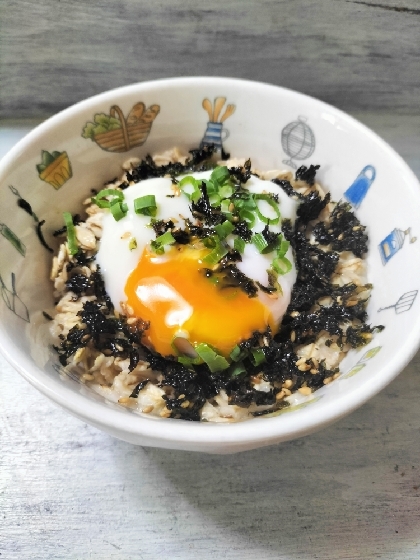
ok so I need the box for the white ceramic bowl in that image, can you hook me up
[1,77,420,454]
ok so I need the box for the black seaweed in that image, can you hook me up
[312,202,368,258]
[129,380,149,398]
[126,146,215,183]
[295,165,320,186]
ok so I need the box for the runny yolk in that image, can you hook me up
[124,246,276,357]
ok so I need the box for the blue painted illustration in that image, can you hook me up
[344,165,376,209]
[378,227,416,265]
[0,222,26,256]
[378,290,418,314]
[0,272,29,322]
[200,97,235,155]
[281,116,315,169]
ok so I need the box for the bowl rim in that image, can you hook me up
[1,76,420,446]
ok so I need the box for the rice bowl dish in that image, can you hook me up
[49,146,382,422]
[1,77,419,452]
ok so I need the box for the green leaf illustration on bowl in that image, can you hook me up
[36,150,72,190]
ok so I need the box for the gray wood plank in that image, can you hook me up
[1,0,420,119]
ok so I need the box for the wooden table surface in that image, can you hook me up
[1,118,420,559]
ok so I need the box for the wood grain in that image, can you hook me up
[1,0,420,119]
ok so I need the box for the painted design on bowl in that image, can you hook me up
[0,272,29,323]
[281,116,315,169]
[378,290,418,314]
[36,150,72,190]
[9,185,53,254]
[344,165,376,209]
[200,97,235,156]
[82,103,160,153]
[0,222,25,256]
[378,227,417,265]
[9,185,39,222]
[341,346,382,379]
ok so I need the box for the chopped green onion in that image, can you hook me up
[202,242,229,266]
[63,212,78,256]
[218,184,234,199]
[177,356,203,368]
[234,237,246,254]
[239,208,256,228]
[229,361,246,377]
[230,345,244,362]
[210,165,230,186]
[253,194,280,225]
[215,220,234,240]
[195,343,230,373]
[179,176,202,202]
[203,236,217,249]
[251,348,266,366]
[128,237,137,251]
[220,199,233,220]
[134,195,157,217]
[151,231,175,254]
[252,233,269,254]
[277,237,290,258]
[208,192,221,207]
[92,188,123,208]
[272,256,292,275]
[110,201,128,221]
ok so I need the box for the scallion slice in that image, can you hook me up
[63,212,78,256]
[195,343,230,373]
[229,361,246,377]
[239,208,256,228]
[210,165,230,186]
[234,236,246,254]
[151,231,175,255]
[251,348,266,366]
[110,201,128,221]
[134,195,157,217]
[277,237,290,258]
[178,176,202,202]
[230,345,244,362]
[92,188,123,208]
[252,233,269,254]
[128,237,137,251]
[202,243,229,266]
[253,194,280,225]
[272,256,292,275]
[215,220,234,240]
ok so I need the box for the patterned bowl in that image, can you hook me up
[1,77,420,453]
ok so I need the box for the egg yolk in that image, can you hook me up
[124,246,276,357]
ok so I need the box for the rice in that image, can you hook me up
[49,147,381,422]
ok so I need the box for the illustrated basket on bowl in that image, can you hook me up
[93,104,160,153]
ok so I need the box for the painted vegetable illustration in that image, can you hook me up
[36,150,72,190]
[82,102,160,153]
[0,272,30,322]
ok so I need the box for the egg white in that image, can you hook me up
[95,170,298,328]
